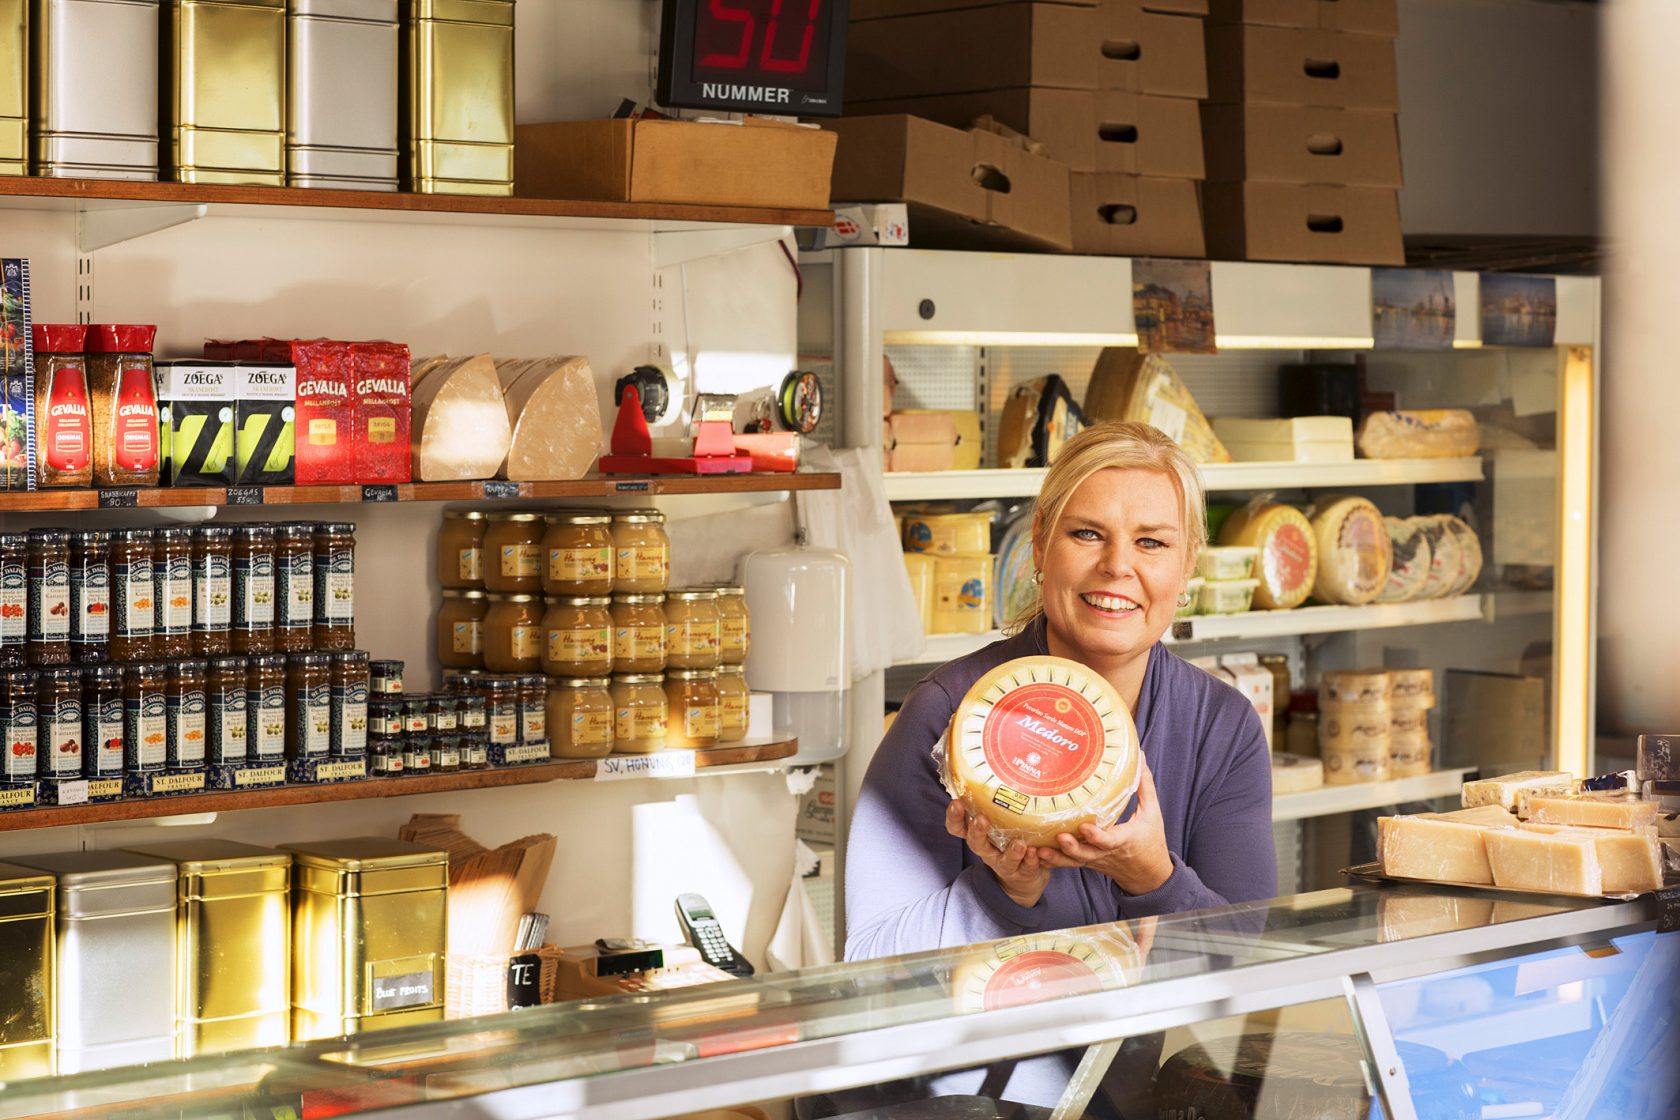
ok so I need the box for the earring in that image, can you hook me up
[1177,589,1193,608]
[1031,569,1044,586]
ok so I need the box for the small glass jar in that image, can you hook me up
[610,673,668,754]
[111,528,156,663]
[540,595,612,678]
[665,589,721,670]
[402,695,429,736]
[714,586,750,666]
[331,650,369,757]
[402,735,433,774]
[427,693,459,734]
[370,659,404,695]
[484,678,520,746]
[0,668,39,780]
[165,659,208,771]
[86,323,161,487]
[312,522,356,650]
[716,663,749,744]
[121,662,166,772]
[461,736,488,771]
[542,512,613,596]
[82,664,125,777]
[611,511,670,593]
[610,593,666,674]
[231,524,276,656]
[26,529,72,666]
[438,510,488,590]
[664,668,720,750]
[246,655,288,763]
[207,656,250,767]
[70,529,112,665]
[0,534,29,669]
[1259,653,1291,742]
[483,593,543,674]
[190,525,233,657]
[151,526,194,660]
[483,513,544,593]
[432,734,462,773]
[458,692,488,737]
[37,665,85,779]
[287,652,332,761]
[368,736,400,776]
[437,589,488,669]
[519,675,547,743]
[369,697,403,739]
[275,523,316,653]
[548,677,613,759]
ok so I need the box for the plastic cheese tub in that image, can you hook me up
[931,555,992,634]
[903,552,935,634]
[1197,578,1258,615]
[903,511,992,555]
[1196,546,1258,582]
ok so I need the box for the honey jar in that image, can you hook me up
[714,585,750,665]
[437,510,487,590]
[663,668,720,750]
[540,596,612,678]
[716,663,749,744]
[610,510,669,593]
[547,677,612,760]
[542,512,613,596]
[665,589,721,670]
[483,513,543,593]
[483,594,542,674]
[436,590,487,669]
[610,593,666,673]
[610,674,667,754]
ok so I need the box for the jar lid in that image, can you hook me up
[234,524,275,538]
[155,526,192,540]
[442,589,488,600]
[124,662,165,677]
[558,676,611,689]
[547,595,612,607]
[41,665,83,682]
[4,668,39,686]
[86,324,158,353]
[332,650,370,664]
[613,510,666,524]
[0,532,26,547]
[31,323,87,353]
[72,529,111,546]
[193,525,233,540]
[667,668,719,681]
[614,673,666,684]
[277,523,315,539]
[370,659,405,671]
[612,593,666,604]
[26,528,70,545]
[427,693,457,705]
[84,664,124,681]
[289,653,332,667]
[546,512,611,526]
[249,654,289,669]
[170,659,209,673]
[404,693,430,705]
[486,592,539,603]
[486,512,543,522]
[483,678,518,691]
[521,674,547,686]
[318,522,356,534]
[443,510,488,521]
[668,589,719,602]
[717,664,746,675]
[713,586,745,598]
[209,657,248,671]
[122,527,155,540]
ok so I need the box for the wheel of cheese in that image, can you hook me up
[1309,497,1392,605]
[945,656,1140,847]
[1444,515,1483,596]
[1271,752,1324,794]
[1319,669,1392,706]
[1414,515,1463,600]
[949,927,1141,1014]
[1376,515,1431,603]
[1217,502,1316,610]
[1389,667,1436,709]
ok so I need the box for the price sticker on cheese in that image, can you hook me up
[595,751,698,782]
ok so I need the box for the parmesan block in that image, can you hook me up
[1378,815,1498,885]
[1379,892,1494,941]
[1271,752,1323,794]
[1309,496,1392,605]
[1484,828,1603,895]
[1526,794,1661,831]
[949,927,1141,1014]
[1376,516,1432,603]
[494,355,603,481]
[945,656,1141,847]
[1424,804,1519,828]
[1217,502,1316,610]
[1083,349,1231,464]
[410,354,512,481]
[1518,823,1663,894]
[1356,409,1480,459]
[1443,516,1483,596]
[1461,770,1573,813]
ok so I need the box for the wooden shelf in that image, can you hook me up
[0,472,840,513]
[0,740,796,832]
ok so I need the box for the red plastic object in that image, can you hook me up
[599,383,753,475]
[611,384,654,456]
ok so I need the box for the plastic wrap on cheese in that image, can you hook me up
[1309,496,1392,605]
[942,655,1141,848]
[1527,794,1661,830]
[1083,349,1230,464]
[1356,409,1480,459]
[1443,516,1484,595]
[1518,823,1663,893]
[948,926,1143,1014]
[1484,828,1603,894]
[1217,500,1316,610]
[494,355,603,481]
[1377,815,1498,884]
[1376,516,1431,603]
[411,354,512,481]
[1424,804,1519,828]
[1389,668,1436,708]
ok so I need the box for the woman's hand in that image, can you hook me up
[1037,756,1174,896]
[946,801,1052,909]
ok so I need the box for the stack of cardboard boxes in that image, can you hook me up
[832,0,1210,257]
[1200,0,1405,264]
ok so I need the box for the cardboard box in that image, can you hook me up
[1203,104,1402,186]
[1096,0,1208,98]
[795,765,837,846]
[1221,653,1274,749]
[1207,24,1399,110]
[514,117,836,210]
[1069,173,1204,257]
[825,115,1073,251]
[796,203,911,251]
[1207,0,1397,36]
[850,88,1204,176]
[1204,182,1402,264]
[232,363,296,486]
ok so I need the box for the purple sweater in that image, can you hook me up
[846,619,1277,960]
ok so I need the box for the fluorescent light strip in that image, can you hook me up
[1554,345,1594,776]
[1213,335,1375,350]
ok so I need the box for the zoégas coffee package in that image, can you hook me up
[155,361,235,486]
[348,341,411,484]
[233,362,297,486]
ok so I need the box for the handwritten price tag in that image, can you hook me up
[594,752,697,782]
[226,485,265,505]
[482,480,522,499]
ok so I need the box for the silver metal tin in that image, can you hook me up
[12,851,177,1073]
[288,0,398,189]
[32,0,160,180]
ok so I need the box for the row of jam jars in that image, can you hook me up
[439,508,671,596]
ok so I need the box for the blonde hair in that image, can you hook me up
[1006,421,1207,634]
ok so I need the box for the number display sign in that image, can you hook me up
[658,0,848,117]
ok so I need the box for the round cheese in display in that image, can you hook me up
[946,656,1140,847]
[1309,497,1392,605]
[1376,515,1431,603]
[1389,667,1436,708]
[1414,515,1462,599]
[1271,752,1324,794]
[1319,669,1392,706]
[1319,707,1392,750]
[1444,515,1483,596]
[949,927,1142,1014]
[1217,502,1316,610]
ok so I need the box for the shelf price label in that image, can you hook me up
[97,488,139,508]
[482,480,522,500]
[594,751,698,782]
[361,485,399,503]
[614,481,651,492]
[226,485,265,506]
[1659,885,1680,936]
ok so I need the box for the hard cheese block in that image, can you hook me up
[1356,409,1480,459]
[1211,416,1354,463]
[1519,823,1663,894]
[1462,770,1574,814]
[1217,501,1316,609]
[1084,349,1230,464]
[1527,794,1661,831]
[1309,496,1392,605]
[1484,827,1603,895]
[410,354,513,481]
[946,655,1140,847]
[1424,804,1519,828]
[1377,815,1496,885]
[494,356,603,481]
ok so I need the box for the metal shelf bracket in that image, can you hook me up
[78,202,209,252]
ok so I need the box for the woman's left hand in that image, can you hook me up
[1037,755,1174,896]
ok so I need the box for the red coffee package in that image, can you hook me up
[349,341,412,484]
[289,340,354,484]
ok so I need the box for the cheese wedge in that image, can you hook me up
[495,355,603,481]
[1423,804,1518,828]
[411,354,512,481]
[1518,823,1663,894]
[1217,502,1317,610]
[1461,770,1573,813]
[1378,815,1497,885]
[1083,349,1230,464]
[1484,828,1603,895]
[946,656,1140,847]
[1526,794,1660,831]
[1309,496,1392,605]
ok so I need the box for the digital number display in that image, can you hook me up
[659,0,848,117]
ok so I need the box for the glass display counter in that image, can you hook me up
[0,883,1669,1120]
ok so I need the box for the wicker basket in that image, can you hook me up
[446,946,568,1018]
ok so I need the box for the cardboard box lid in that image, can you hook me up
[1068,172,1205,257]
[846,3,1100,100]
[1202,103,1401,186]
[1206,24,1399,110]
[1096,0,1208,98]
[1207,0,1398,37]
[1203,181,1403,265]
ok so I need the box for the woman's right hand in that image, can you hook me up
[946,801,1052,909]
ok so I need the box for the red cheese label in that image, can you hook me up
[291,340,354,485]
[981,682,1105,798]
[113,360,160,470]
[1264,520,1314,595]
[43,367,91,472]
[348,341,412,484]
[983,951,1103,1011]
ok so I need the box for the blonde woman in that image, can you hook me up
[846,422,1276,961]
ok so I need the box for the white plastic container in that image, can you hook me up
[1197,545,1258,582]
[1196,578,1258,615]
[740,543,850,764]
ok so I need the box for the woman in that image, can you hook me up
[847,421,1277,961]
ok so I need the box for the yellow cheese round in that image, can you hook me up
[949,927,1142,1014]
[1217,503,1317,610]
[1271,752,1325,794]
[1309,497,1392,605]
[946,656,1140,847]
[1319,669,1392,706]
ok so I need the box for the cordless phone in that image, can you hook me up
[674,892,754,977]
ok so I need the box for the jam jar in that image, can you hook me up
[331,650,369,757]
[0,535,28,669]
[483,593,543,674]
[370,659,405,695]
[458,691,488,738]
[432,734,462,773]
[190,526,233,657]
[461,734,488,771]
[665,589,721,670]
[287,652,332,761]
[152,527,194,659]
[518,675,547,743]
[483,513,543,593]
[540,596,612,678]
[110,528,156,662]
[207,656,249,767]
[438,510,487,590]
[246,655,287,764]
[82,664,124,777]
[165,659,208,771]
[37,666,84,779]
[609,594,666,673]
[70,530,112,665]
[402,695,429,737]
[426,693,459,734]
[122,662,166,772]
[275,523,316,653]
[437,589,487,669]
[714,586,750,665]
[610,673,668,754]
[664,668,720,750]
[232,524,276,655]
[402,734,432,774]
[1,669,40,781]
[715,663,749,744]
[548,677,613,760]
[369,696,403,739]
[611,511,669,593]
[483,678,519,747]
[312,522,356,650]
[542,512,613,596]
[26,529,72,666]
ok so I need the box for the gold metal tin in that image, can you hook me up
[282,837,448,1041]
[0,0,26,174]
[402,0,514,195]
[123,840,291,1057]
[165,0,288,184]
[0,861,55,1081]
